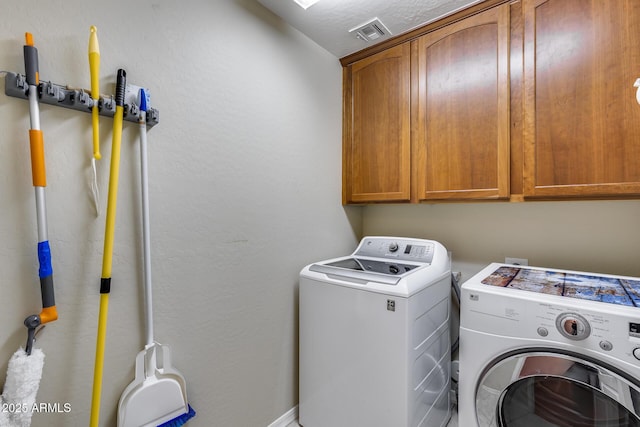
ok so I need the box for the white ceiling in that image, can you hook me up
[257,0,482,58]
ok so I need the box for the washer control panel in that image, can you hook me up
[354,237,435,263]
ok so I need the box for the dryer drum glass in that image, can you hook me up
[498,375,640,426]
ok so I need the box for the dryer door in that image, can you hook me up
[476,349,640,427]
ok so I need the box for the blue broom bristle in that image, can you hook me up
[157,405,196,427]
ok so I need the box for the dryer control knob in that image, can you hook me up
[633,348,640,361]
[599,340,613,351]
[389,242,399,252]
[556,313,591,340]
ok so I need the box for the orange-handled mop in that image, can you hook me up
[90,69,126,427]
[23,32,58,353]
[0,31,52,427]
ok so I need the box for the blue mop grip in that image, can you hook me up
[37,241,57,324]
[37,240,53,278]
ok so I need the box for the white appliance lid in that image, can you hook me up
[481,265,640,307]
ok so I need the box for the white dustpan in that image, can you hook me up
[118,90,193,426]
[117,343,188,427]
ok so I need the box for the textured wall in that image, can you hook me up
[0,1,360,426]
[363,201,640,280]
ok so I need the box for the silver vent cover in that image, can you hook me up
[349,18,391,42]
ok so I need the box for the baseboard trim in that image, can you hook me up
[267,405,298,427]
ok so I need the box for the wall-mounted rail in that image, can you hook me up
[4,72,159,127]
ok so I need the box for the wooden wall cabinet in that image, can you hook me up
[343,3,511,204]
[415,4,510,201]
[342,0,640,204]
[523,0,640,198]
[342,43,411,203]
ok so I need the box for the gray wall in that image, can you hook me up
[363,201,640,280]
[0,1,360,425]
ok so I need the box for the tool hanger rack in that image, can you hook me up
[4,71,159,127]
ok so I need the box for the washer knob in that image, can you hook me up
[556,313,591,340]
[388,242,399,252]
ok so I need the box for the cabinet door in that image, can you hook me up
[415,4,510,201]
[523,0,640,198]
[343,43,411,203]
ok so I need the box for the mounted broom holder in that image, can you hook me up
[4,71,159,127]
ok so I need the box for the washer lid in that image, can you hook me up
[309,258,417,285]
[302,236,450,296]
[308,237,437,286]
[326,257,418,275]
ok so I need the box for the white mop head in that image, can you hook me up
[0,349,45,427]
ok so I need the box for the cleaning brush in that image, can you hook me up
[157,405,197,427]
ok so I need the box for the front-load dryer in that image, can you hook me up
[459,263,640,427]
[299,236,451,427]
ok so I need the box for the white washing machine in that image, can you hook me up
[459,263,640,427]
[299,236,451,427]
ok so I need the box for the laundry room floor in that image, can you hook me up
[287,408,458,426]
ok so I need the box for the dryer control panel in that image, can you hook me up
[556,312,591,340]
[354,237,435,263]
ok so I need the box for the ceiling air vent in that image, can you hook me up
[349,18,391,42]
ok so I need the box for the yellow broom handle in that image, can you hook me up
[101,107,123,278]
[90,293,109,427]
[90,69,126,427]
